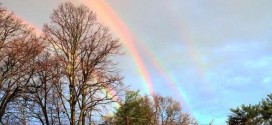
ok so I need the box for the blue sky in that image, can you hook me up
[2,0,272,124]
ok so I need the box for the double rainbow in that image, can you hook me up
[83,0,192,111]
[83,0,154,95]
[14,0,199,113]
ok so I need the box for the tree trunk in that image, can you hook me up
[0,89,18,121]
[42,106,50,125]
[70,84,76,125]
[79,88,86,125]
[70,52,76,125]
[125,115,129,125]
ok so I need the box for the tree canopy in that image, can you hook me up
[103,91,198,125]
[0,2,123,124]
[228,94,272,125]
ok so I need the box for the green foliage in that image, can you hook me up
[115,91,153,125]
[228,93,272,125]
[104,91,196,125]
[228,104,260,125]
[260,94,272,124]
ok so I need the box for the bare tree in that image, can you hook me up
[152,95,195,125]
[22,52,64,125]
[43,2,122,125]
[0,5,44,124]
[109,92,196,125]
[0,5,22,50]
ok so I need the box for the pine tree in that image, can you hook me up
[228,94,272,125]
[115,91,152,125]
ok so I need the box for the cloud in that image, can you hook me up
[3,0,272,123]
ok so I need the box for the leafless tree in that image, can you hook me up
[43,2,122,125]
[23,52,64,125]
[0,4,44,124]
[152,95,196,125]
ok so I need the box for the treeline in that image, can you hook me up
[0,2,196,125]
[227,94,272,125]
[102,91,198,125]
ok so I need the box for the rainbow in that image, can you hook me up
[83,0,154,95]
[166,1,211,92]
[164,2,212,95]
[82,0,194,112]
[12,14,42,35]
[14,1,196,112]
[101,88,121,108]
[134,6,213,112]
[14,12,122,109]
[92,74,122,108]
[175,27,212,98]
[140,45,191,110]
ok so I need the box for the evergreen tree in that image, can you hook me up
[228,94,272,125]
[115,91,152,125]
[228,104,260,125]
[260,94,272,124]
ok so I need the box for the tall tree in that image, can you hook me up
[0,5,44,124]
[43,2,122,125]
[24,52,63,125]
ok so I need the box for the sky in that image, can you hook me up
[1,0,272,124]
